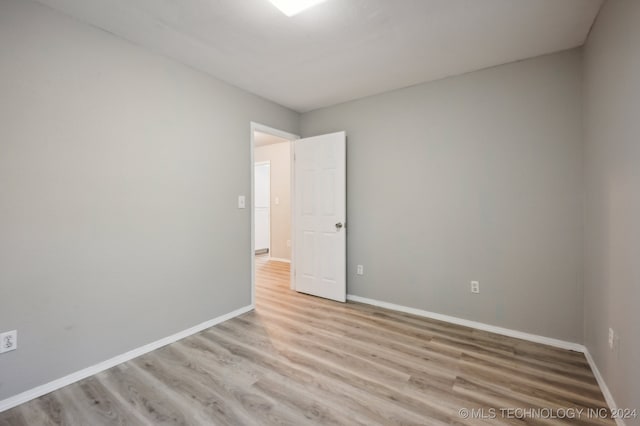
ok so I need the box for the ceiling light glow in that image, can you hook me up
[268,0,327,17]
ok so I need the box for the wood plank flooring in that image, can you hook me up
[0,256,613,425]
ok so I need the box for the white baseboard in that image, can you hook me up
[583,348,625,426]
[346,294,584,352]
[269,257,291,263]
[1,297,624,426]
[0,304,254,413]
[347,294,626,423]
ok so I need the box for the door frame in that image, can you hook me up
[250,122,299,307]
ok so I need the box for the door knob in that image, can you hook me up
[335,222,343,229]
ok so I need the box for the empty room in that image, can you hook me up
[0,0,638,424]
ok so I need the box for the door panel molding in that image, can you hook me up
[293,131,346,302]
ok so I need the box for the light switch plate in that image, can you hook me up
[238,195,246,209]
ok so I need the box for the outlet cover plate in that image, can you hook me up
[0,330,17,353]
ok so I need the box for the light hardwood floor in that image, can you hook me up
[0,257,613,425]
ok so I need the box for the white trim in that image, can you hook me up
[346,294,626,421]
[269,257,291,263]
[346,294,584,352]
[251,123,299,143]
[583,348,625,426]
[1,295,624,423]
[0,304,254,413]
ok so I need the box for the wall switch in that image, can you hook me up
[238,195,246,209]
[608,328,614,349]
[470,281,480,294]
[286,240,291,247]
[356,265,364,275]
[0,330,17,353]
[275,197,280,205]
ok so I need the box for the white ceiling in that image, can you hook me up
[37,0,603,112]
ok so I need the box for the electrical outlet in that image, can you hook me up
[0,330,17,353]
[608,328,615,349]
[470,281,480,294]
[356,265,364,275]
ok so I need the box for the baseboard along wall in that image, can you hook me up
[1,294,624,426]
[346,294,624,425]
[0,304,254,413]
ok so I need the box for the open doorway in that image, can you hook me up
[250,123,298,306]
[254,161,271,256]
[250,123,347,306]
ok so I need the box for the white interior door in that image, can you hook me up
[293,131,346,302]
[254,162,270,252]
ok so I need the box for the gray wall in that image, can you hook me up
[583,0,640,420]
[4,0,634,410]
[0,0,298,400]
[301,50,584,343]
